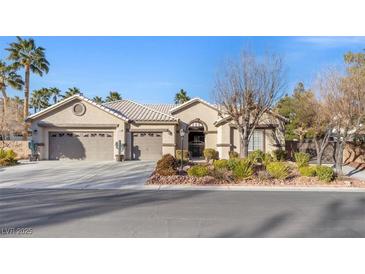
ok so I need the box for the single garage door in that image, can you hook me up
[132,132,162,160]
[49,131,114,161]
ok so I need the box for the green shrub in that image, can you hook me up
[156,154,178,176]
[227,158,240,171]
[248,149,265,164]
[272,149,286,161]
[299,166,316,177]
[262,153,273,167]
[0,149,18,166]
[209,168,226,180]
[316,165,335,182]
[187,165,209,177]
[213,159,229,170]
[175,150,190,161]
[203,148,218,162]
[266,162,290,179]
[294,152,310,168]
[229,151,239,159]
[0,149,6,159]
[233,159,253,180]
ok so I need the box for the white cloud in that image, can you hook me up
[295,36,365,47]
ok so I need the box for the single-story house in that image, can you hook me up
[26,94,286,161]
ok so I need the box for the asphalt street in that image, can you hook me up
[1,188,365,237]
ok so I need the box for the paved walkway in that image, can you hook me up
[343,165,365,181]
[0,160,155,189]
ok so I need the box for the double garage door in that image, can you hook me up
[132,132,162,160]
[49,131,114,161]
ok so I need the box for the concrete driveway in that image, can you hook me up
[0,160,155,190]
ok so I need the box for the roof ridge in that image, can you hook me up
[124,99,177,120]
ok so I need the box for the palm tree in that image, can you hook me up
[93,96,104,104]
[30,88,51,113]
[174,89,190,104]
[48,87,61,104]
[105,91,122,102]
[62,87,81,99]
[6,36,49,138]
[0,61,24,112]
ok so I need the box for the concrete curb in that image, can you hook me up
[144,184,365,192]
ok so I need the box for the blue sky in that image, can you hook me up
[0,36,364,103]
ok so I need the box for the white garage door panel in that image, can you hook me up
[49,131,114,161]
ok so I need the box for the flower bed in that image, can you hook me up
[147,152,365,188]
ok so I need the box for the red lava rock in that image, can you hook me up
[146,174,365,188]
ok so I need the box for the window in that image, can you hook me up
[66,133,73,137]
[248,130,263,151]
[99,133,105,137]
[91,133,97,137]
[148,133,154,137]
[107,134,112,137]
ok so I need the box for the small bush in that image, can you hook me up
[316,165,335,182]
[156,154,178,176]
[266,162,290,179]
[227,158,240,171]
[299,166,316,177]
[233,159,254,180]
[294,152,310,168]
[175,150,190,161]
[203,148,218,162]
[257,170,271,181]
[262,153,273,167]
[229,151,239,159]
[187,165,209,177]
[0,149,7,159]
[272,149,286,161]
[248,149,265,164]
[0,149,18,166]
[213,159,229,170]
[209,168,226,180]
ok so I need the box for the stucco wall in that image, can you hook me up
[30,98,126,160]
[173,101,219,155]
[216,113,286,159]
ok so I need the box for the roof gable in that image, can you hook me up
[170,98,218,114]
[26,94,129,122]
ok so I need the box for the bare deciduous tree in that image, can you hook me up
[320,67,365,175]
[214,50,285,157]
[0,98,24,148]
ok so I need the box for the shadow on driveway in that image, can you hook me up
[0,189,205,230]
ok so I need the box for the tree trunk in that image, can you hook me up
[23,66,30,140]
[1,88,8,114]
[317,150,324,165]
[238,125,249,158]
[335,140,344,176]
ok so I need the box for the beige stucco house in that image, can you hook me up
[26,94,286,161]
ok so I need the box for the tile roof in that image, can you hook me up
[142,103,177,114]
[103,100,178,122]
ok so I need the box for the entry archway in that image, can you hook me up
[187,119,206,158]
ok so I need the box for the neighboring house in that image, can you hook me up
[26,94,286,161]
